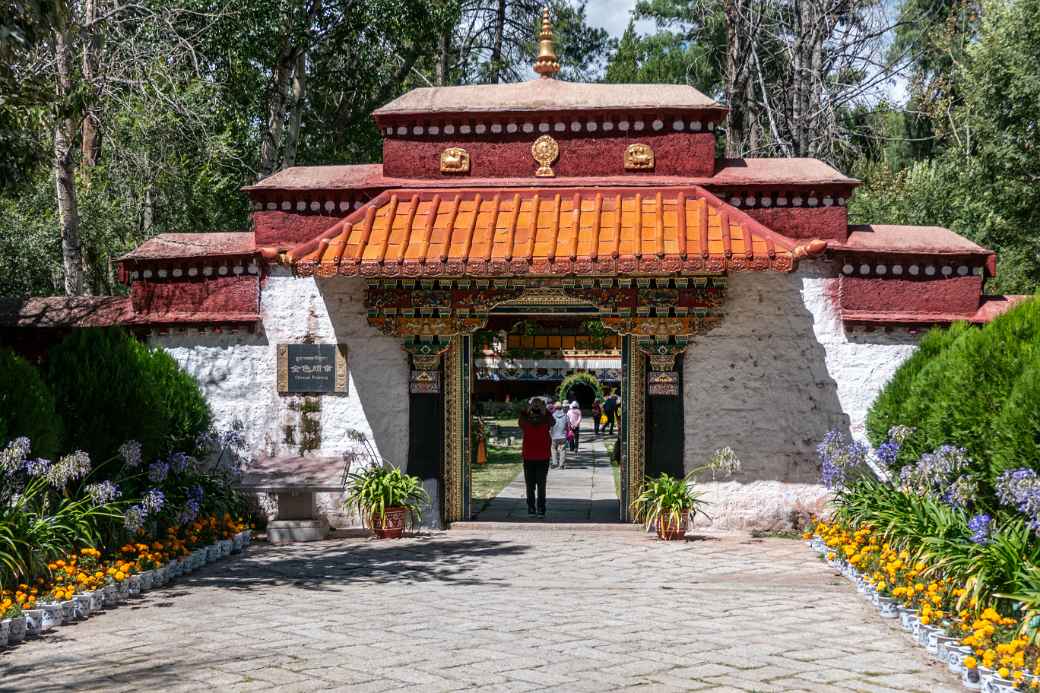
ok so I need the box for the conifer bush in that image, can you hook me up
[0,347,62,459]
[990,356,1040,478]
[47,328,211,461]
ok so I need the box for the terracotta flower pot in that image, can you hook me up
[656,511,689,540]
[370,507,410,539]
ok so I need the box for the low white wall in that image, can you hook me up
[150,270,409,527]
[684,260,918,529]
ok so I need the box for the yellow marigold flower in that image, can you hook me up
[999,667,1010,679]
[964,656,978,670]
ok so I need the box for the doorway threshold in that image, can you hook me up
[449,520,641,532]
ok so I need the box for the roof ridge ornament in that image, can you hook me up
[533,7,560,78]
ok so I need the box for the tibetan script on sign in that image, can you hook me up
[277,344,348,394]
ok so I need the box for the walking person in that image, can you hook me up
[592,398,603,436]
[518,398,553,518]
[550,401,569,470]
[567,401,582,452]
[603,389,620,435]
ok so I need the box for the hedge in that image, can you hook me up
[0,348,62,459]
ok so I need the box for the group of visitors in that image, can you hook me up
[516,389,622,518]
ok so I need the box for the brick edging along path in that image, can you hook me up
[1,529,959,692]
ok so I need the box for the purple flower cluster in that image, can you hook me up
[124,505,146,532]
[176,485,205,525]
[46,450,91,489]
[119,440,142,468]
[995,468,1040,533]
[943,475,980,510]
[0,437,31,475]
[148,460,169,483]
[143,488,165,513]
[86,480,121,505]
[899,445,971,497]
[817,429,869,489]
[169,452,192,474]
[24,457,52,477]
[874,426,915,470]
[968,513,993,545]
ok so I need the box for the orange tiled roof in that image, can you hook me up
[279,186,822,277]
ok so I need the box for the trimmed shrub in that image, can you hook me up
[0,348,62,458]
[47,328,211,461]
[866,322,969,447]
[990,351,1040,477]
[556,371,604,403]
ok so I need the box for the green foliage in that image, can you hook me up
[47,328,211,461]
[343,465,429,528]
[630,473,704,530]
[990,357,1040,476]
[556,371,603,402]
[0,347,62,459]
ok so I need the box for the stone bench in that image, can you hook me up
[240,456,351,544]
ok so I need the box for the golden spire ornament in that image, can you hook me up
[532,7,560,78]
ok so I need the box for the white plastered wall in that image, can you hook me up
[684,260,919,529]
[149,270,409,527]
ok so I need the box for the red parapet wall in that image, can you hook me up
[382,131,717,179]
[131,276,259,317]
[254,211,343,248]
[840,275,983,315]
[742,205,848,242]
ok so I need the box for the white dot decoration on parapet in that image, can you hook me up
[941,265,953,276]
[203,266,213,276]
[188,267,198,277]
[974,266,985,276]
[281,201,291,211]
[761,197,772,208]
[247,262,259,275]
[506,123,517,133]
[522,122,534,133]
[808,196,819,207]
[909,265,920,275]
[295,200,305,211]
[777,196,788,206]
[491,123,502,134]
[538,122,550,133]
[233,265,244,275]
[652,119,664,131]
[729,196,741,206]
[691,121,702,131]
[634,120,645,131]
[157,269,168,278]
[339,201,350,212]
[396,126,407,136]
[172,268,183,278]
[554,122,566,132]
[925,265,936,276]
[892,265,903,275]
[587,121,597,132]
[324,201,335,212]
[744,195,755,207]
[619,120,630,131]
[460,124,471,134]
[603,121,614,132]
[792,196,803,207]
[859,264,871,275]
[429,125,440,135]
[309,201,320,211]
[444,124,455,135]
[842,264,854,275]
[673,120,684,131]
[475,124,486,134]
[266,202,277,211]
[353,200,363,209]
[218,265,228,276]
[838,197,846,206]
[876,265,887,275]
[142,269,152,279]
[823,196,834,206]
[570,121,581,132]
[708,121,715,130]
[957,265,970,276]
[412,125,424,136]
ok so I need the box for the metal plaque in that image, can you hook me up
[277,343,348,394]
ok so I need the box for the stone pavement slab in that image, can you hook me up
[0,530,960,692]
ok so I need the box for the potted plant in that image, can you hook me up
[344,465,429,539]
[630,447,741,541]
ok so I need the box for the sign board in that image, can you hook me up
[277,344,348,394]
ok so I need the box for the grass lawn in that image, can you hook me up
[471,443,522,513]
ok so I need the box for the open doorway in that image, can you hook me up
[469,315,623,522]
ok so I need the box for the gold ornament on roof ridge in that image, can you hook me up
[533,7,560,78]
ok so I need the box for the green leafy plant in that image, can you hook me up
[556,371,603,403]
[0,347,62,459]
[343,465,429,528]
[630,447,741,533]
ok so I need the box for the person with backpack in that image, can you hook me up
[518,398,553,518]
[592,398,603,436]
[603,390,620,435]
[566,401,582,452]
[549,401,569,469]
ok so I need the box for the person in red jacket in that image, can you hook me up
[518,397,553,518]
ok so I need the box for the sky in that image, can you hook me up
[583,0,653,36]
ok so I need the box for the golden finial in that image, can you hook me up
[533,7,560,78]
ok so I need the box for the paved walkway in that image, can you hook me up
[476,419,619,523]
[1,530,959,692]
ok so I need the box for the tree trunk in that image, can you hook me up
[435,28,451,86]
[258,45,297,180]
[489,0,506,83]
[282,51,307,169]
[724,0,753,157]
[80,0,101,176]
[53,25,85,296]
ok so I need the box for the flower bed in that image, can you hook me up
[1,517,252,649]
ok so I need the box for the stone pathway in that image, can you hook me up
[1,529,960,692]
[475,419,619,523]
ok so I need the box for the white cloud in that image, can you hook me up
[583,0,654,37]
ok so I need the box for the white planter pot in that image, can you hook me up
[240,530,252,547]
[113,580,129,603]
[8,615,26,643]
[898,607,916,631]
[925,627,940,654]
[962,665,982,690]
[947,644,971,675]
[987,676,1017,693]
[73,593,93,620]
[138,570,154,592]
[218,539,233,558]
[101,583,117,606]
[59,599,76,624]
[231,533,245,553]
[877,597,899,619]
[205,544,219,563]
[37,602,62,631]
[0,619,9,647]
